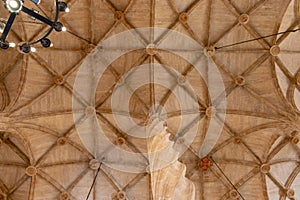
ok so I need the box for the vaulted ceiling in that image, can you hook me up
[0,0,300,199]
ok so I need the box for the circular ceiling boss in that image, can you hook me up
[72,28,227,173]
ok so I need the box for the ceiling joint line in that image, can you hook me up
[243,84,292,118]
[220,0,274,49]
[33,3,49,18]
[122,19,149,45]
[147,173,154,200]
[238,122,286,138]
[150,0,155,43]
[241,52,270,77]
[154,53,200,105]
[276,18,300,45]
[88,0,94,44]
[214,116,264,164]
[287,84,299,110]
[284,164,300,189]
[221,0,240,17]
[37,170,66,192]
[103,0,117,12]
[8,174,29,195]
[186,0,205,14]
[27,24,48,43]
[234,167,260,189]
[211,21,239,47]
[100,167,122,191]
[149,56,155,107]
[103,0,149,45]
[224,109,285,120]
[95,20,120,45]
[0,133,30,164]
[7,26,23,41]
[166,0,178,15]
[210,56,236,79]
[181,21,205,47]
[0,82,9,111]
[33,122,91,168]
[212,82,237,106]
[266,172,285,191]
[122,172,148,192]
[66,139,94,159]
[210,156,246,200]
[153,19,180,46]
[28,175,36,200]
[124,0,136,14]
[266,137,290,161]
[206,0,213,46]
[63,82,90,107]
[95,53,149,111]
[0,54,23,80]
[29,53,58,76]
[274,57,294,80]
[95,113,149,162]
[247,0,268,15]
[175,114,201,140]
[8,84,56,116]
[0,178,9,194]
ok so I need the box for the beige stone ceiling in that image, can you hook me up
[0,0,300,199]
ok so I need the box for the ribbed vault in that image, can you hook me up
[0,0,300,199]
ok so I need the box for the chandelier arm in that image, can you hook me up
[0,12,16,41]
[29,0,60,45]
[54,0,59,22]
[33,3,50,19]
[21,6,54,26]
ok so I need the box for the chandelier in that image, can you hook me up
[0,0,69,53]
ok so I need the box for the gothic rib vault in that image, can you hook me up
[0,0,300,199]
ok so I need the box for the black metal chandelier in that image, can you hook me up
[0,0,69,53]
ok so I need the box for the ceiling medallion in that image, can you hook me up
[270,45,280,56]
[89,159,101,170]
[198,157,213,171]
[260,163,271,174]
[0,0,69,53]
[25,165,37,176]
[60,192,70,200]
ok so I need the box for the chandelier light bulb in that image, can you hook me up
[9,42,16,47]
[62,26,67,32]
[5,0,23,13]
[30,46,36,52]
[65,7,70,13]
[0,22,5,33]
[9,0,19,8]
